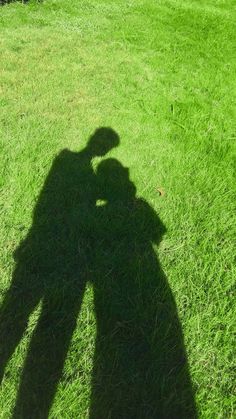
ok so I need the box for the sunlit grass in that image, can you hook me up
[0,0,235,417]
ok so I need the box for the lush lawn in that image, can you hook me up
[0,0,235,417]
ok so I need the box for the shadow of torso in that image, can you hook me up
[15,148,97,292]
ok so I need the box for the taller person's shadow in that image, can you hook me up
[0,128,196,418]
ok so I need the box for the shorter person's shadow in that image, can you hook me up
[0,128,196,418]
[88,159,196,418]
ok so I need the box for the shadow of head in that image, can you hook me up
[97,158,137,201]
[87,127,120,157]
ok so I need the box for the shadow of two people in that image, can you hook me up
[0,128,196,418]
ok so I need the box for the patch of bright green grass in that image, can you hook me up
[0,0,235,417]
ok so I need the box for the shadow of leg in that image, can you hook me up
[0,269,41,384]
[13,287,85,419]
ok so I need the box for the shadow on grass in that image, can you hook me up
[0,0,28,5]
[0,128,196,418]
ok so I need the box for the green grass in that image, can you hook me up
[0,0,235,417]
